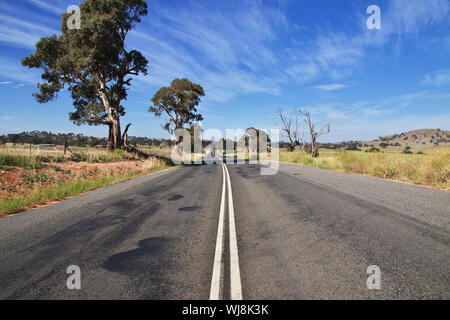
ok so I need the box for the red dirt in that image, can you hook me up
[0,160,153,200]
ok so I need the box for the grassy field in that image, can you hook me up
[0,144,174,216]
[0,144,148,163]
[278,146,450,190]
[1,143,448,216]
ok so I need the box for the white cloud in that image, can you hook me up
[312,83,348,91]
[0,13,59,48]
[0,57,41,84]
[0,116,14,121]
[129,1,285,102]
[288,0,450,85]
[303,90,446,124]
[385,0,450,35]
[0,81,13,85]
[421,69,450,86]
[27,0,65,15]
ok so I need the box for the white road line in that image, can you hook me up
[209,163,226,300]
[224,164,243,300]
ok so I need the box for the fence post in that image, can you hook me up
[64,139,67,156]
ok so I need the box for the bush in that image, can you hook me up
[0,155,47,169]
[53,156,64,163]
[318,159,329,169]
[113,149,124,158]
[402,146,413,154]
[345,144,361,151]
[71,154,87,162]
[366,147,380,153]
[337,151,361,172]
[425,152,450,185]
[301,156,315,166]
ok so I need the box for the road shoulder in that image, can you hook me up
[277,162,450,231]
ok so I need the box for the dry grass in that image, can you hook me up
[279,147,450,190]
[0,161,170,217]
[0,145,175,216]
[138,146,173,160]
[0,144,146,163]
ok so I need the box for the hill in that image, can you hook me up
[318,129,450,151]
[364,129,450,148]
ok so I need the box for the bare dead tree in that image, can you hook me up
[122,123,132,147]
[277,108,302,151]
[299,109,330,157]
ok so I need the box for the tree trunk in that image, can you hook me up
[107,123,113,151]
[108,118,122,151]
[310,137,319,158]
[98,79,122,152]
[122,123,132,147]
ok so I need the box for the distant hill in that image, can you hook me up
[318,129,450,150]
[364,129,450,148]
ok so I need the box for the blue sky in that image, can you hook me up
[0,0,449,142]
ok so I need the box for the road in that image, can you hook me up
[0,159,449,299]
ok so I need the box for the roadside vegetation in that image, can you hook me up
[278,147,450,190]
[0,145,174,217]
[275,108,449,190]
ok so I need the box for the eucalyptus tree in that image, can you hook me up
[22,0,149,150]
[149,78,204,146]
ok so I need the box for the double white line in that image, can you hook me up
[210,162,243,300]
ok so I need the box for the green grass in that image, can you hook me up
[0,164,170,216]
[0,154,48,169]
[0,166,15,172]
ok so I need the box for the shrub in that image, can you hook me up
[402,146,413,154]
[318,159,329,169]
[113,149,125,159]
[366,147,380,153]
[301,157,315,166]
[337,151,360,172]
[397,159,418,180]
[425,152,450,185]
[346,144,361,151]
[71,154,87,162]
[0,155,46,169]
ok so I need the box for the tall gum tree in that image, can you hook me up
[22,0,149,150]
[149,78,204,147]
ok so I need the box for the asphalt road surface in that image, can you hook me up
[0,159,449,299]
